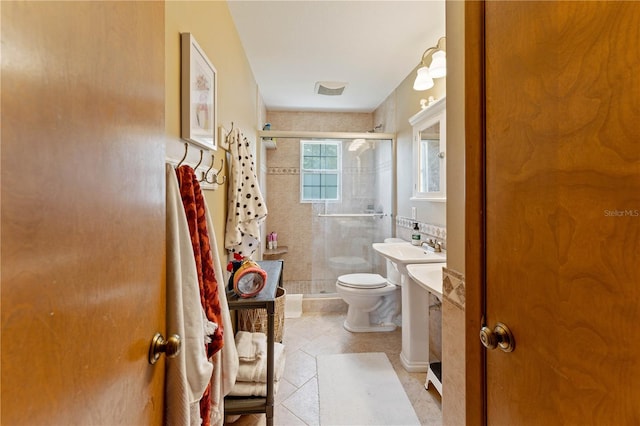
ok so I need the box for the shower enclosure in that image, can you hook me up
[308,137,394,296]
[263,131,395,298]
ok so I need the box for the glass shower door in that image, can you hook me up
[308,138,393,296]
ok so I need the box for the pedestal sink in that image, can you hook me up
[406,263,444,299]
[407,263,446,395]
[372,242,446,373]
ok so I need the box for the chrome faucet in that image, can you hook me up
[422,239,442,253]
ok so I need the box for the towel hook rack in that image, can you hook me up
[177,142,188,167]
[201,155,216,183]
[193,149,204,170]
[176,142,204,170]
[200,156,226,188]
[225,122,234,139]
[211,159,227,186]
[205,158,226,186]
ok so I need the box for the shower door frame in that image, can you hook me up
[258,129,397,238]
[259,130,397,297]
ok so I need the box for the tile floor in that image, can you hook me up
[225,311,442,425]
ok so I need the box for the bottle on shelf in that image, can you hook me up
[411,223,421,246]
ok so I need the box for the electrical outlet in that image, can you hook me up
[411,207,417,220]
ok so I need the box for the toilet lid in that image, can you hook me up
[337,273,388,289]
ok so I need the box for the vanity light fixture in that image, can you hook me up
[413,37,446,91]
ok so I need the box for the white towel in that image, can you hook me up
[235,331,267,362]
[204,198,239,426]
[229,380,280,396]
[235,342,286,383]
[165,164,213,426]
[224,128,268,257]
[228,379,282,398]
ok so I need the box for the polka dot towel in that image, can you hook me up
[224,127,268,258]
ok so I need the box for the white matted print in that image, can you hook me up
[181,33,217,150]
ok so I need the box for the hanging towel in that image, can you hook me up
[165,164,213,426]
[176,165,224,426]
[203,198,239,426]
[177,165,225,354]
[224,128,268,257]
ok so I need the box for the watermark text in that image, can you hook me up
[603,209,639,217]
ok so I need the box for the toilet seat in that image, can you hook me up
[337,273,388,289]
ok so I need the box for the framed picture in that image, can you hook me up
[181,33,217,150]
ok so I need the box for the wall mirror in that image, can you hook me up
[409,97,446,201]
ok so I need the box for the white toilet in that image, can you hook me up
[335,238,404,332]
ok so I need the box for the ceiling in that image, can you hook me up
[227,1,445,113]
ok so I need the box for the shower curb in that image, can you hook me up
[302,297,348,314]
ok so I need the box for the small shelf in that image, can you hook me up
[224,260,283,426]
[264,246,288,258]
[224,397,268,415]
[426,362,442,395]
[262,137,277,149]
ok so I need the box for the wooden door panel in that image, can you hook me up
[1,2,166,424]
[485,2,640,424]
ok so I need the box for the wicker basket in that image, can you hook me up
[237,287,286,342]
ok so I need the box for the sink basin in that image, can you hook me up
[372,242,446,274]
[407,263,446,300]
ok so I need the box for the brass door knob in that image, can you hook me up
[148,332,182,365]
[480,322,515,352]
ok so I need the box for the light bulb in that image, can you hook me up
[413,66,434,91]
[428,51,447,79]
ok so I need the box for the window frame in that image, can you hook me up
[299,140,342,203]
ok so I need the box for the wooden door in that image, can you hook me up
[478,1,640,424]
[1,2,166,424]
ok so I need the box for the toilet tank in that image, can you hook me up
[383,238,405,285]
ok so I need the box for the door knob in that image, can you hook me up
[148,332,181,365]
[479,322,515,352]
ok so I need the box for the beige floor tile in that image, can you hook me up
[275,378,298,404]
[227,311,442,426]
[281,377,320,426]
[282,349,317,388]
[274,405,308,425]
[281,331,312,354]
[299,332,351,357]
[412,387,444,426]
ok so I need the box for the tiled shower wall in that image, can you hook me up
[264,111,375,294]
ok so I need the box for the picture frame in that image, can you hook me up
[181,33,217,150]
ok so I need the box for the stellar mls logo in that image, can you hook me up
[603,209,640,217]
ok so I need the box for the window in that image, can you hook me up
[300,140,341,202]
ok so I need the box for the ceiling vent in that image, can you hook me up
[315,81,347,96]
